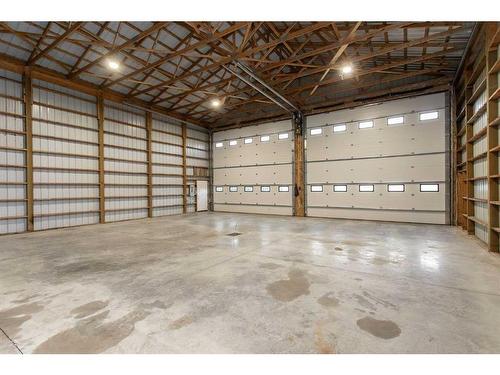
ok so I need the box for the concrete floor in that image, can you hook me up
[1,212,500,354]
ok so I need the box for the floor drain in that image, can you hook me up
[226,232,242,237]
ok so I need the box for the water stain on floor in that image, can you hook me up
[169,315,194,330]
[259,262,282,270]
[356,316,401,339]
[266,269,310,302]
[71,300,109,319]
[318,292,340,308]
[33,308,150,353]
[0,302,44,336]
[314,321,336,354]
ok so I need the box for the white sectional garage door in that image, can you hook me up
[306,93,449,224]
[213,120,293,215]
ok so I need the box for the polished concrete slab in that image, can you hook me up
[1,212,500,354]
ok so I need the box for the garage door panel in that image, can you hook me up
[306,93,448,224]
[307,154,445,183]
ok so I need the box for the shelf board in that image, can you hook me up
[468,176,487,181]
[457,105,466,121]
[490,28,500,49]
[468,127,487,143]
[467,104,487,124]
[468,216,488,227]
[490,57,500,75]
[469,197,488,203]
[490,145,500,153]
[489,116,500,127]
[491,174,500,179]
[492,227,500,233]
[490,87,500,101]
[468,152,488,162]
[468,79,486,104]
[468,56,486,85]
[490,201,500,206]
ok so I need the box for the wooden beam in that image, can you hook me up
[102,22,250,90]
[28,22,83,65]
[23,68,34,231]
[0,52,207,127]
[97,95,106,224]
[146,111,153,218]
[293,113,305,217]
[69,22,168,79]
[182,123,187,213]
[309,21,362,96]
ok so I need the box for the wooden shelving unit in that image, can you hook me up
[454,22,500,251]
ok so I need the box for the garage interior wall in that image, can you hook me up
[212,120,294,215]
[454,23,500,251]
[306,92,449,224]
[0,68,209,234]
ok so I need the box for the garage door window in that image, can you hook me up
[388,184,405,192]
[359,120,374,129]
[311,185,323,192]
[387,116,404,126]
[261,186,271,192]
[215,142,223,148]
[278,186,289,192]
[229,140,238,146]
[359,184,374,192]
[334,185,347,192]
[215,186,223,192]
[333,124,347,133]
[310,128,322,136]
[229,186,238,192]
[278,133,289,140]
[244,138,253,144]
[260,135,270,142]
[420,184,439,192]
[244,186,254,192]
[419,111,439,121]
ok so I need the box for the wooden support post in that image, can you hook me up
[97,95,105,224]
[486,23,500,251]
[464,67,474,235]
[146,112,153,218]
[182,123,187,213]
[450,88,457,226]
[293,111,305,217]
[23,68,34,232]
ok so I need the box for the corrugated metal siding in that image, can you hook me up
[103,101,148,222]
[186,125,209,212]
[151,114,184,217]
[32,79,100,230]
[0,69,27,234]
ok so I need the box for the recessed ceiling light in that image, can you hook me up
[211,98,222,108]
[107,60,120,70]
[341,64,353,74]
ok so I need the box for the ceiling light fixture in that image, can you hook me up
[341,64,353,74]
[210,98,222,108]
[107,60,120,71]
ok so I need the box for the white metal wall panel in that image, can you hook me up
[306,93,448,224]
[104,101,148,222]
[213,120,293,215]
[470,69,488,243]
[32,79,100,230]
[151,114,184,217]
[0,69,26,234]
[186,125,209,212]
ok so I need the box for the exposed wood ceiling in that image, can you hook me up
[0,21,474,128]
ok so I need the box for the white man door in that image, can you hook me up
[196,180,208,211]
